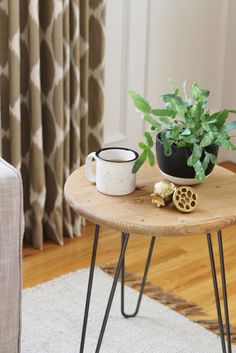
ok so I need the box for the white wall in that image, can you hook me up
[223,0,236,108]
[222,0,236,161]
[104,0,236,162]
[103,0,149,148]
[146,0,227,111]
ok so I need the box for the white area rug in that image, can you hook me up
[22,268,235,353]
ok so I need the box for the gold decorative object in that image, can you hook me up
[151,180,176,207]
[173,186,198,213]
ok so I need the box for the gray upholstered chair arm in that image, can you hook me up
[0,158,24,353]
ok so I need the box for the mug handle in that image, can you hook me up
[85,152,96,183]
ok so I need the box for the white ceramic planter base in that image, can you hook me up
[159,169,212,186]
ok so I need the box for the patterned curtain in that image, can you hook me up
[0,0,105,249]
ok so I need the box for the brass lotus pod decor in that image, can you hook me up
[173,186,198,213]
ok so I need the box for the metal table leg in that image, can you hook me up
[80,224,100,353]
[95,232,129,352]
[79,225,130,353]
[80,227,232,353]
[121,234,156,318]
[218,231,232,353]
[207,231,232,353]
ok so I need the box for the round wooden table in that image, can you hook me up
[64,164,236,353]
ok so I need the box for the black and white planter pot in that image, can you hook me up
[156,134,219,185]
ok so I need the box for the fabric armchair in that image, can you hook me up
[0,159,24,353]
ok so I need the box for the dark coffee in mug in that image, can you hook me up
[108,159,124,163]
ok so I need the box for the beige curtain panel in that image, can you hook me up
[0,0,105,249]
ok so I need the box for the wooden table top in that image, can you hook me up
[64,164,236,237]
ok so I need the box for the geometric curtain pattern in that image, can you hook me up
[0,0,105,249]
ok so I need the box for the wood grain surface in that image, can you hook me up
[64,164,236,236]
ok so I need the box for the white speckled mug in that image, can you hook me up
[85,147,139,196]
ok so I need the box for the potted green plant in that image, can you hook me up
[129,82,236,184]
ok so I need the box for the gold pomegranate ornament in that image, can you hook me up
[151,180,176,208]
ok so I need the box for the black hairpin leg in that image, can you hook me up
[121,233,156,318]
[218,231,232,353]
[80,224,100,353]
[79,225,130,353]
[95,232,130,352]
[207,232,232,353]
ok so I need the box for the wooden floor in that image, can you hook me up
[23,162,236,324]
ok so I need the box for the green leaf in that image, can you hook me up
[215,110,228,127]
[181,135,197,144]
[192,83,201,101]
[191,82,209,105]
[200,131,214,147]
[160,94,184,107]
[176,140,187,147]
[138,142,147,150]
[132,149,148,173]
[159,117,171,125]
[223,121,236,132]
[207,119,217,125]
[128,91,151,113]
[201,122,211,131]
[184,99,192,108]
[132,159,142,174]
[187,144,202,166]
[144,131,154,147]
[201,152,210,172]
[193,160,205,180]
[183,80,187,99]
[216,131,228,140]
[152,109,175,117]
[174,88,179,96]
[168,126,183,139]
[140,149,148,162]
[160,131,172,156]
[148,149,155,166]
[176,104,185,117]
[181,128,191,136]
[217,138,236,151]
[206,152,217,164]
[194,102,203,120]
[228,110,236,114]
[208,111,220,123]
[143,114,161,130]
